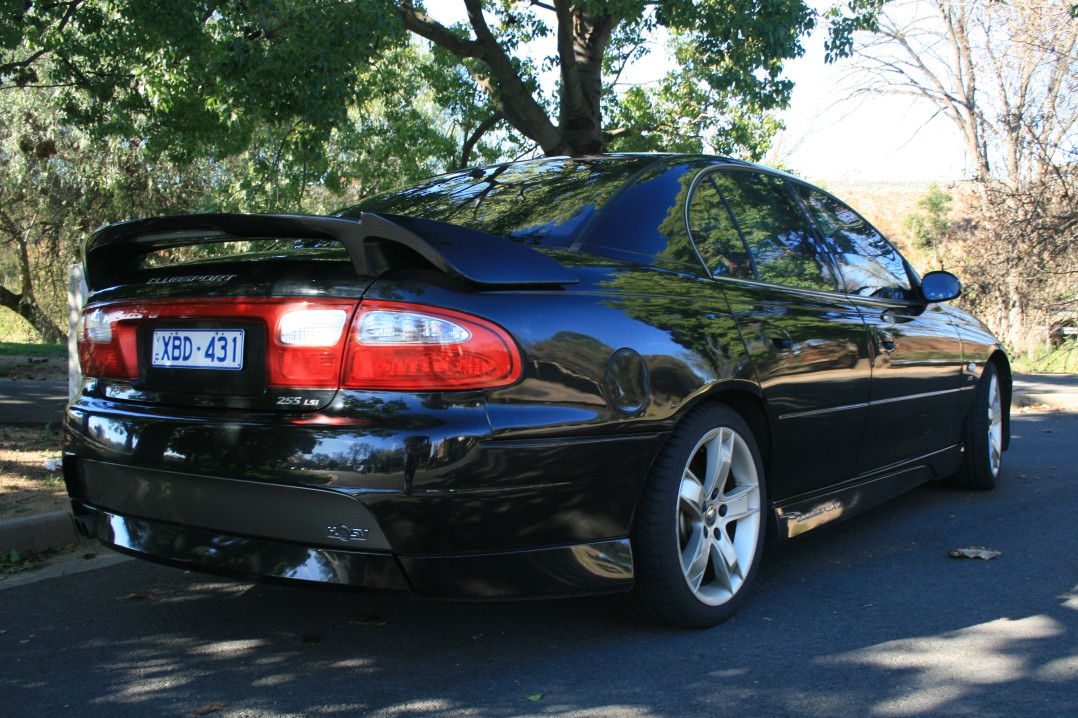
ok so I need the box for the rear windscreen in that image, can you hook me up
[140,238,346,269]
[341,157,658,248]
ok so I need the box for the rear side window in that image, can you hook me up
[584,162,714,275]
[795,186,913,301]
[686,178,753,279]
[708,171,836,292]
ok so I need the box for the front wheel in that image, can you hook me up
[627,404,766,628]
[952,362,1004,490]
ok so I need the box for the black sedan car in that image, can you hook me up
[64,154,1010,627]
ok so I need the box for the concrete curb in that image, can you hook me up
[1,373,1075,563]
[0,510,87,557]
[1012,374,1078,412]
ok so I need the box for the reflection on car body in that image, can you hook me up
[64,154,1011,627]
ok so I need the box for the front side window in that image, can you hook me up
[796,186,913,301]
[710,171,836,292]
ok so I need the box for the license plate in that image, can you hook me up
[152,329,245,370]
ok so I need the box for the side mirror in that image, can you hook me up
[920,271,962,302]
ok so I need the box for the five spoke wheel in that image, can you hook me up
[676,426,761,606]
[628,404,766,628]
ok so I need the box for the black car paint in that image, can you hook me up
[64,154,1010,601]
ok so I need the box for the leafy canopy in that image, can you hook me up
[3,1,884,190]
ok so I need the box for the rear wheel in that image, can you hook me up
[953,362,1004,490]
[627,404,766,628]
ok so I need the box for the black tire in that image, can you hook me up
[952,362,1004,490]
[626,404,767,628]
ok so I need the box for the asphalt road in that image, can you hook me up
[0,379,68,426]
[1,412,1076,717]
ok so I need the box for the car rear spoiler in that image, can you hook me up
[82,212,578,291]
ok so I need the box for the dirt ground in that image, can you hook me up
[0,353,68,519]
[0,426,66,519]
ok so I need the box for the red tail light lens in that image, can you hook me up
[77,308,137,380]
[342,301,522,390]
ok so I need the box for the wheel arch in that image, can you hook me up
[678,381,774,485]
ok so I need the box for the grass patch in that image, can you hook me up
[0,342,67,357]
[1011,340,1078,374]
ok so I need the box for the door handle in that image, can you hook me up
[759,324,797,355]
[876,330,896,353]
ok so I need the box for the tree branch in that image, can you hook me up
[396,2,482,60]
[456,112,504,169]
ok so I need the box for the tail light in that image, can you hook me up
[342,301,522,390]
[77,308,138,380]
[269,307,352,387]
[78,299,521,392]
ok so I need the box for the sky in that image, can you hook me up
[773,30,968,184]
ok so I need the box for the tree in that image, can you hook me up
[0,1,884,339]
[849,0,1077,188]
[3,1,883,163]
[904,183,952,250]
[363,1,890,157]
[0,84,217,341]
[849,0,1077,354]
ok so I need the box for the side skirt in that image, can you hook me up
[769,444,963,541]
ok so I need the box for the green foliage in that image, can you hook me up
[0,81,218,340]
[1,548,31,574]
[1011,340,1078,374]
[3,0,883,169]
[904,184,953,250]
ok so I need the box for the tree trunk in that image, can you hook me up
[0,285,65,343]
[554,2,615,155]
[397,0,619,157]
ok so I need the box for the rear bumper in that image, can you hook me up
[63,393,661,598]
[71,501,634,598]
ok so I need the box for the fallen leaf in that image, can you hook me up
[524,694,543,702]
[192,703,227,715]
[949,546,1001,560]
